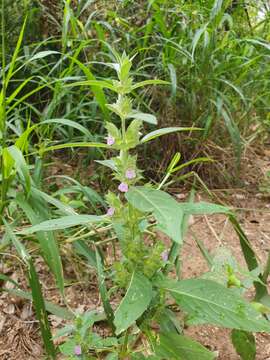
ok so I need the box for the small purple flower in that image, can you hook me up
[161,250,169,262]
[125,169,136,179]
[74,345,82,356]
[106,135,115,146]
[107,207,115,216]
[118,182,129,193]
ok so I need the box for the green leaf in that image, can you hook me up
[19,214,104,234]
[31,187,77,215]
[7,145,31,193]
[125,119,142,149]
[3,288,74,320]
[41,142,107,154]
[114,272,153,335]
[95,159,117,172]
[4,221,56,359]
[128,111,157,125]
[96,250,115,332]
[229,215,266,300]
[5,17,27,85]
[66,54,109,120]
[159,308,183,334]
[156,277,270,332]
[41,118,92,138]
[168,63,177,98]
[74,240,97,268]
[28,257,57,359]
[156,333,215,360]
[131,79,169,91]
[179,202,231,215]
[231,330,256,360]
[140,127,201,143]
[65,79,115,91]
[126,187,183,243]
[15,193,65,296]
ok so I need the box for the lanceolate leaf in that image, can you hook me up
[96,250,115,332]
[2,287,74,320]
[16,193,65,296]
[114,272,153,335]
[41,141,108,154]
[156,333,215,360]
[28,258,57,359]
[231,329,256,360]
[156,277,270,332]
[4,221,56,359]
[7,145,31,193]
[20,214,104,234]
[140,127,201,143]
[126,187,183,243]
[179,202,231,215]
[229,215,267,300]
[128,111,157,125]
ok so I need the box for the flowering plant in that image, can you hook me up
[25,52,270,359]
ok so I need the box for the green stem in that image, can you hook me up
[119,329,129,359]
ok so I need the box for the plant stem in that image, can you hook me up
[262,250,270,284]
[0,0,7,221]
[119,329,129,359]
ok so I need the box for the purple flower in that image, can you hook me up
[107,207,115,216]
[118,182,129,193]
[125,169,136,179]
[74,345,82,356]
[106,135,115,146]
[161,250,169,262]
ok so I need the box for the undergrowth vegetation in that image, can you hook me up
[0,0,270,359]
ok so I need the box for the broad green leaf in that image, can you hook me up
[159,308,183,334]
[128,111,157,125]
[156,333,215,360]
[231,330,256,360]
[140,127,201,143]
[156,277,270,332]
[114,272,152,335]
[20,214,104,234]
[59,339,77,357]
[126,187,183,243]
[179,202,231,215]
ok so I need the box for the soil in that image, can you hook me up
[1,153,270,359]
